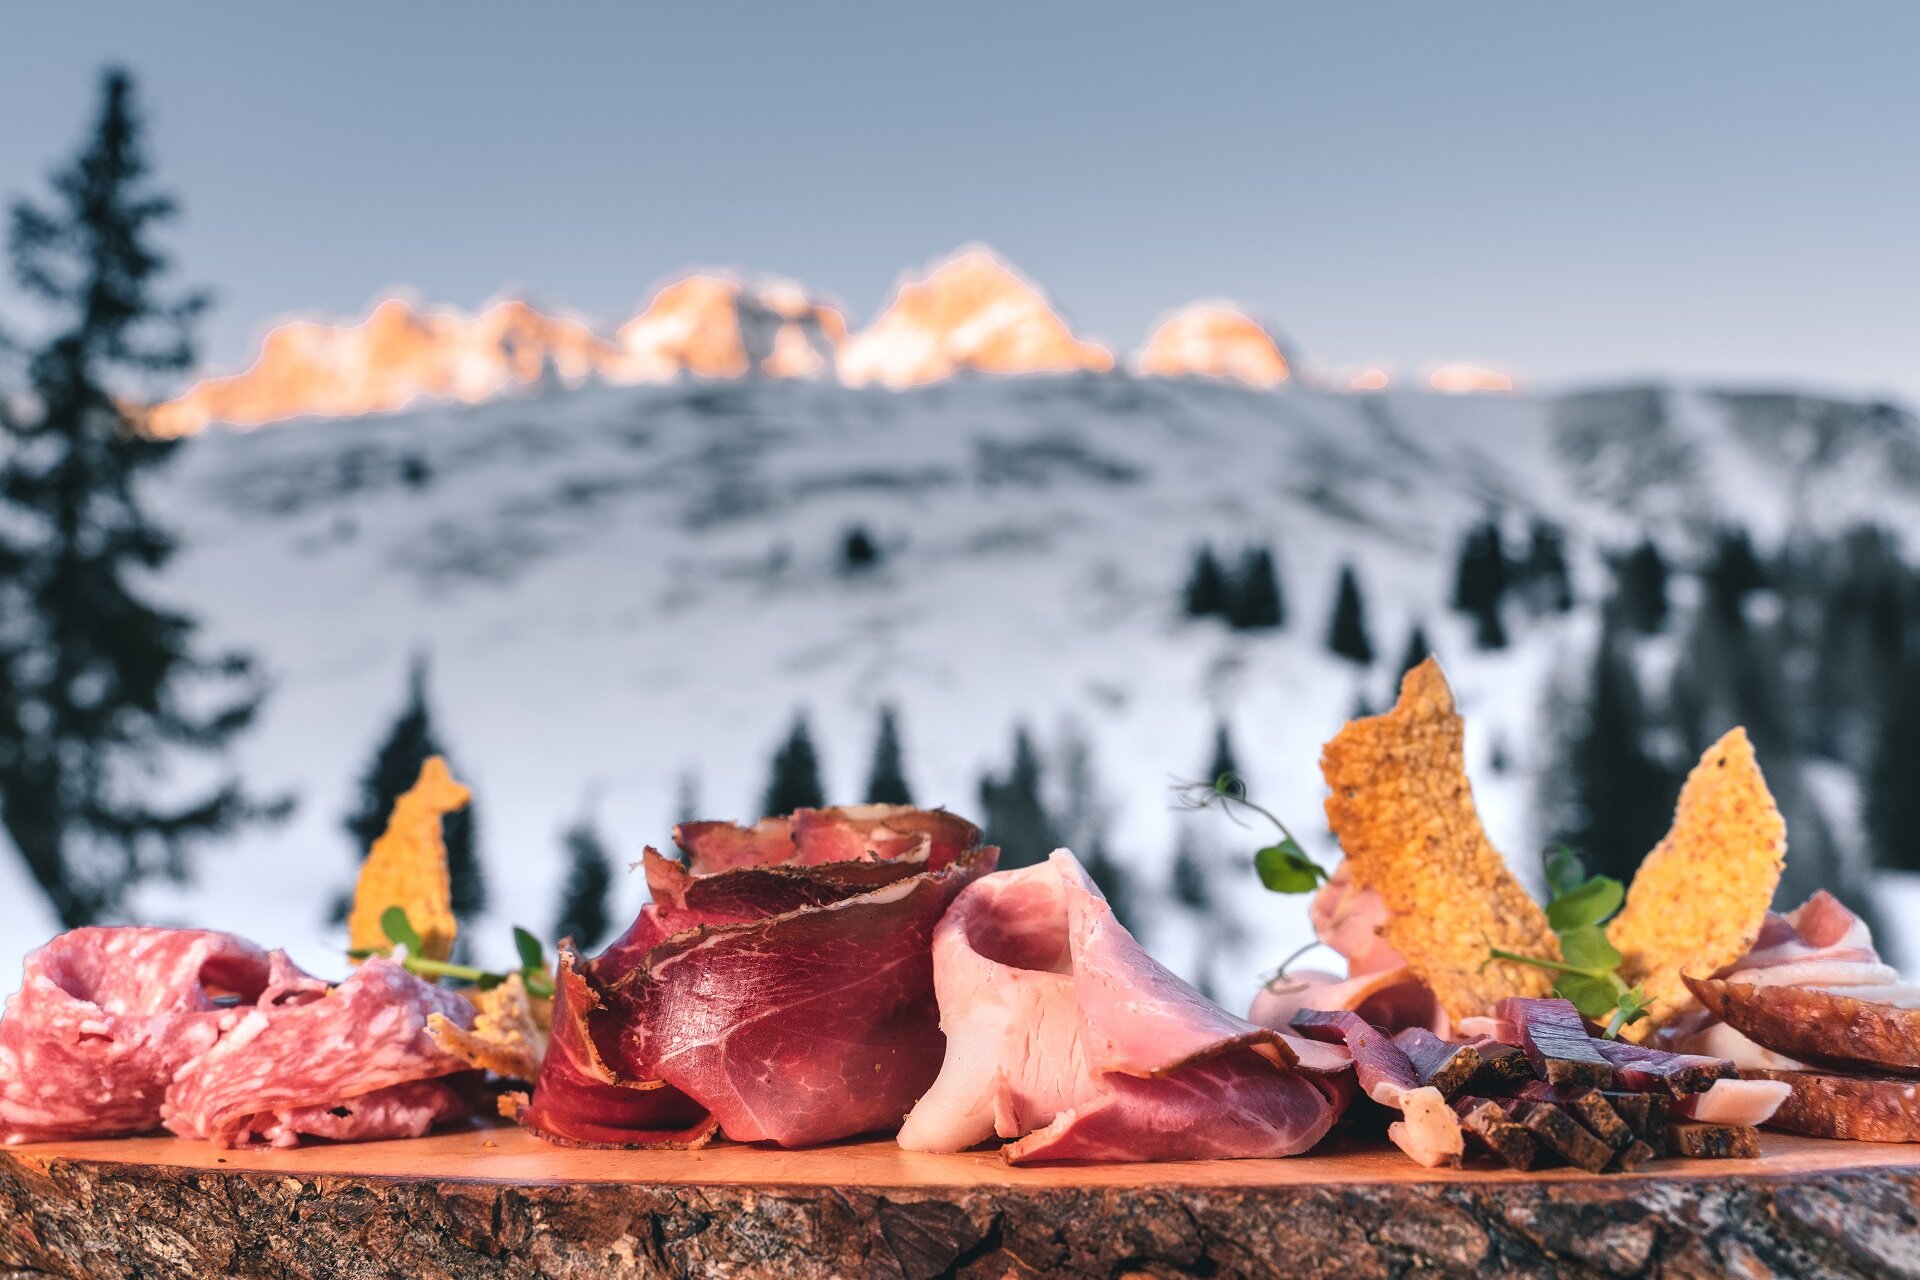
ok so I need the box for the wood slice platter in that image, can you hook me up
[3,1126,1919,1279]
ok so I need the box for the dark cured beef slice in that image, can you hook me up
[1511,1081,1632,1150]
[1453,1097,1537,1170]
[1392,1028,1481,1098]
[1589,1036,1732,1096]
[1513,1099,1614,1173]
[1601,1091,1671,1152]
[1496,998,1613,1089]
[504,946,714,1149]
[1463,1038,1536,1092]
[1668,1122,1761,1159]
[607,848,993,1147]
[1611,1138,1657,1172]
[1289,1010,1422,1106]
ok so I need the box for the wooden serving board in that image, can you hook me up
[3,1126,1918,1279]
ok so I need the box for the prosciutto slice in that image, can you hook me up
[0,928,273,1143]
[521,804,994,1148]
[899,851,1341,1163]
[161,956,476,1147]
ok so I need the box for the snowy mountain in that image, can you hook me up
[7,373,1918,1011]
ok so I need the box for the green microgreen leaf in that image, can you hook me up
[1557,924,1625,973]
[513,926,547,974]
[1254,839,1328,894]
[1545,875,1625,932]
[1173,773,1331,896]
[380,906,424,953]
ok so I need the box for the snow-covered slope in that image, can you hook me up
[7,376,1917,1010]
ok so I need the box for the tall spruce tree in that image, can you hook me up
[344,656,484,917]
[552,815,614,951]
[1326,563,1375,665]
[1614,539,1670,634]
[1056,724,1137,934]
[1227,546,1285,630]
[1550,626,1678,885]
[1206,721,1240,785]
[1182,544,1229,620]
[864,704,913,805]
[762,713,826,816]
[978,726,1060,870]
[1866,659,1920,873]
[1521,519,1575,614]
[1451,519,1511,649]
[1399,621,1433,680]
[0,70,279,926]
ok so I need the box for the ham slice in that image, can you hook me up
[900,851,1341,1163]
[523,804,995,1148]
[0,927,273,1143]
[161,957,476,1148]
[1247,860,1447,1038]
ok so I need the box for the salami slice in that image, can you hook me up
[161,957,476,1148]
[0,928,273,1144]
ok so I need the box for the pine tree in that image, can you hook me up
[1704,527,1769,618]
[1552,626,1679,885]
[1866,659,1920,873]
[1182,544,1229,620]
[1451,519,1511,650]
[864,704,913,805]
[1079,833,1137,937]
[1521,519,1574,614]
[0,70,280,927]
[1206,721,1240,786]
[344,657,484,917]
[552,816,615,951]
[1614,539,1670,634]
[1327,564,1375,665]
[1056,724,1137,935]
[1227,546,1285,630]
[841,525,880,572]
[978,726,1060,870]
[1399,621,1433,679]
[762,713,826,816]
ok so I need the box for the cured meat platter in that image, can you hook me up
[3,1126,1917,1278]
[7,663,1920,1278]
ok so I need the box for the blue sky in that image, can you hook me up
[4,2,1917,400]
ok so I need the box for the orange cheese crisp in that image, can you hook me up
[1608,727,1786,1030]
[347,755,471,963]
[427,974,549,1082]
[1321,659,1560,1021]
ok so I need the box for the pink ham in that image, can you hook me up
[1247,860,1446,1038]
[900,851,1341,1163]
[523,804,995,1149]
[161,957,475,1148]
[0,928,274,1143]
[1310,860,1404,976]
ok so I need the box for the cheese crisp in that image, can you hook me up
[1609,728,1786,1030]
[427,974,549,1082]
[1321,659,1560,1020]
[347,755,471,963]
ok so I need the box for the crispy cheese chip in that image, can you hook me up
[1608,728,1785,1031]
[428,974,551,1082]
[1321,658,1560,1021]
[347,755,471,963]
